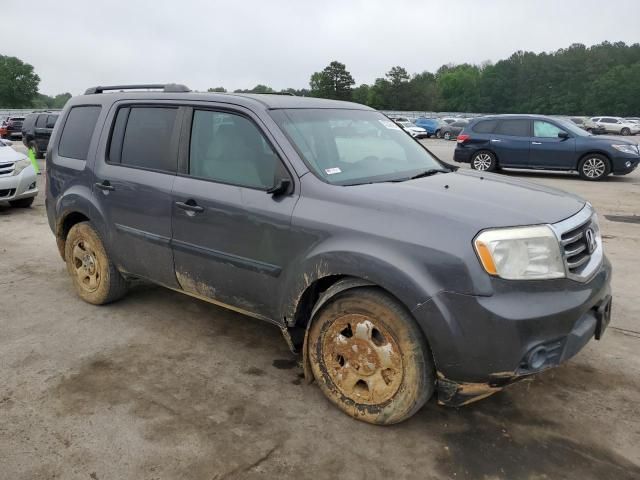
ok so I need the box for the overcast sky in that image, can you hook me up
[3,0,640,96]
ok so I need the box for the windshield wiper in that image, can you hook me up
[407,168,450,180]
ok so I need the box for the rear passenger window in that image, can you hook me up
[495,119,530,137]
[189,110,279,190]
[36,115,47,128]
[109,107,178,172]
[46,115,58,128]
[472,120,497,133]
[58,106,102,160]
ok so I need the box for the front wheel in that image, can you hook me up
[471,151,497,172]
[443,131,452,140]
[308,288,434,425]
[64,222,128,305]
[621,127,630,136]
[578,154,610,181]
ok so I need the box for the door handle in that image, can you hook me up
[531,141,542,145]
[175,200,204,213]
[490,139,502,143]
[95,181,115,191]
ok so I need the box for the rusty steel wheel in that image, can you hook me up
[65,222,127,305]
[309,288,434,425]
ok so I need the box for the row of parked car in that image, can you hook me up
[390,115,640,141]
[1,111,60,158]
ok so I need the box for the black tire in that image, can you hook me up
[426,132,432,138]
[621,127,630,136]
[308,288,435,425]
[64,222,128,305]
[9,197,34,208]
[578,154,610,181]
[471,150,498,172]
[435,129,442,139]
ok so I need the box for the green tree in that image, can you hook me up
[0,55,40,107]
[207,87,227,92]
[309,61,355,100]
[233,84,274,94]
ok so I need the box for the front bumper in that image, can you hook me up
[413,256,612,406]
[610,154,640,175]
[0,165,38,201]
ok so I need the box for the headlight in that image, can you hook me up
[13,158,31,176]
[474,225,565,280]
[611,144,639,155]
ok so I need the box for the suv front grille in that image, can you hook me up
[552,204,603,282]
[0,161,15,176]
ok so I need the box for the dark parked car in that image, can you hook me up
[439,120,468,140]
[454,115,639,180]
[47,85,612,424]
[1,116,25,139]
[22,112,59,158]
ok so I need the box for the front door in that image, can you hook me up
[529,120,576,169]
[171,107,298,321]
[490,119,532,167]
[93,103,182,287]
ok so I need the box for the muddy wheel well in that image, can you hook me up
[56,212,90,260]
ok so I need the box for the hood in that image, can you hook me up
[0,145,26,163]
[583,135,638,146]
[346,169,585,230]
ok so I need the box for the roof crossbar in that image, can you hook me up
[84,84,191,94]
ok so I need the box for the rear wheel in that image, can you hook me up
[64,222,128,305]
[578,154,610,181]
[443,131,452,140]
[308,288,434,425]
[9,197,34,208]
[621,127,630,136]
[471,151,497,172]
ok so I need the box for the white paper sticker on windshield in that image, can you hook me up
[379,119,401,130]
[325,167,342,175]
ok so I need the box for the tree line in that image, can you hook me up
[2,41,639,115]
[211,42,640,116]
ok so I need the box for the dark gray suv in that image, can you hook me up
[46,84,612,424]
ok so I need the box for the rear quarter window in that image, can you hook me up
[58,106,102,160]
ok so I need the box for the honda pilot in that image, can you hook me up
[46,85,612,424]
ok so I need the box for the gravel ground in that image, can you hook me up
[1,140,639,480]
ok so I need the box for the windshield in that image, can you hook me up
[555,118,590,137]
[270,109,445,185]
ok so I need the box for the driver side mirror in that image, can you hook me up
[558,131,570,140]
[267,178,291,196]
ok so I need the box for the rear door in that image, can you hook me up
[529,120,576,169]
[171,106,298,320]
[599,117,618,133]
[92,103,182,287]
[490,119,531,167]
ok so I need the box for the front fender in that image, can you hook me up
[280,245,445,327]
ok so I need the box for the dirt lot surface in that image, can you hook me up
[1,140,639,480]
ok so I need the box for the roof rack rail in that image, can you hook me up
[84,84,191,95]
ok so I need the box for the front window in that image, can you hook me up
[270,109,445,185]
[533,121,566,138]
[554,119,590,137]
